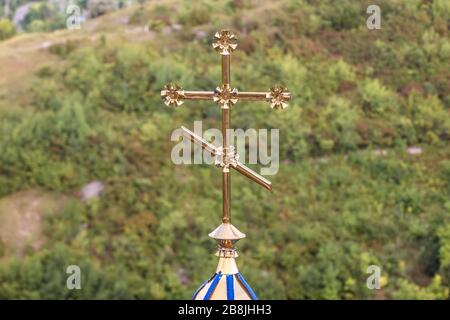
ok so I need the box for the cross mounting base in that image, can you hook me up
[208,223,246,240]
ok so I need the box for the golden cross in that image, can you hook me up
[161,30,291,241]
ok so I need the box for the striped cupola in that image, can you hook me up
[192,224,257,300]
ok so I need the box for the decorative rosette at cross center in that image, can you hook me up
[214,85,238,109]
[215,146,239,172]
[212,30,238,55]
[267,86,291,109]
[161,84,185,107]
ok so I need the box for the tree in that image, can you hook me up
[0,18,15,41]
[87,0,118,18]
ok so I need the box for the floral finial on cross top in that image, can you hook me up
[212,30,238,56]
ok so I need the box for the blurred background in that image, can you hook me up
[0,0,449,299]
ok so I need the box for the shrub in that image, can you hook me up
[432,0,450,20]
[88,0,118,18]
[178,1,212,26]
[22,2,65,32]
[320,1,362,30]
[407,93,450,143]
[392,276,449,299]
[49,40,81,58]
[0,18,15,41]
[63,47,105,96]
[320,96,361,151]
[358,79,399,114]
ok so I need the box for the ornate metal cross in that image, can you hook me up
[161,29,291,300]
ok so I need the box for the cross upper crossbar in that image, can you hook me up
[161,86,291,109]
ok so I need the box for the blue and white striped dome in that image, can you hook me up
[192,257,257,300]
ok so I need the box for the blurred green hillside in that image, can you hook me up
[0,0,449,299]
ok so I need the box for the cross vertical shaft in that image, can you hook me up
[222,54,231,224]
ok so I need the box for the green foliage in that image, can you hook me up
[318,96,361,152]
[178,1,213,26]
[0,243,149,299]
[320,0,363,30]
[406,93,450,144]
[392,276,449,300]
[432,0,450,20]
[22,2,66,32]
[49,40,81,59]
[101,45,168,112]
[0,18,15,41]
[438,224,450,271]
[358,79,399,114]
[88,0,118,18]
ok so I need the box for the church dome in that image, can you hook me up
[192,256,257,300]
